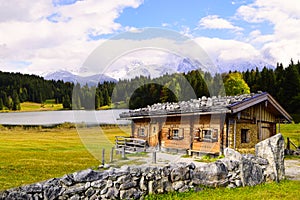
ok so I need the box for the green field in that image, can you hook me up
[0,101,64,112]
[0,123,299,197]
[20,100,63,111]
[280,123,300,146]
[0,125,130,190]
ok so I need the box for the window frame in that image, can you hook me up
[138,127,147,137]
[173,129,179,138]
[168,128,184,140]
[202,128,218,142]
[241,129,250,143]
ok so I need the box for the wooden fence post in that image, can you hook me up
[152,151,156,164]
[122,146,126,159]
[110,147,114,162]
[102,148,105,165]
[287,137,290,150]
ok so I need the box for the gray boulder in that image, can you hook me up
[240,157,264,186]
[193,161,229,187]
[255,133,285,182]
[224,148,243,160]
[72,169,103,182]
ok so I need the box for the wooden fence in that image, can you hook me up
[115,136,147,154]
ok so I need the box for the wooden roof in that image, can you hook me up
[228,92,292,122]
[119,92,292,122]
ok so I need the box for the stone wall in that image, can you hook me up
[0,134,285,200]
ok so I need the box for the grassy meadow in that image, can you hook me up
[0,124,130,190]
[20,100,63,111]
[279,123,300,146]
[0,99,63,112]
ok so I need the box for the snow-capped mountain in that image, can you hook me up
[44,70,116,86]
[45,57,274,84]
[104,57,205,80]
[103,56,274,80]
[214,59,275,73]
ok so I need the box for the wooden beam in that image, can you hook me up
[234,119,236,150]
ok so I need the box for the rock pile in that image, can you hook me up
[120,93,261,118]
[0,134,285,200]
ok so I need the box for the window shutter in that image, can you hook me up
[168,128,172,139]
[213,129,218,140]
[246,130,250,143]
[179,128,184,139]
[137,128,140,137]
[144,127,148,137]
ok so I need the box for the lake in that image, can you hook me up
[0,109,130,125]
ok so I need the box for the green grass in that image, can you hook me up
[99,101,128,110]
[280,123,300,146]
[285,155,300,160]
[194,154,225,163]
[0,125,130,190]
[145,180,300,200]
[20,101,63,112]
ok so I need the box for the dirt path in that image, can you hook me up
[285,159,300,180]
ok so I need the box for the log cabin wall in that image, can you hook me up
[192,114,226,154]
[131,118,151,145]
[132,114,227,153]
[160,116,192,151]
[228,102,278,153]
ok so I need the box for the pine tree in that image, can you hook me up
[7,96,13,110]
[12,91,21,110]
[0,98,3,110]
[282,64,300,112]
[62,95,71,109]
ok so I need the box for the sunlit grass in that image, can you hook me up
[0,125,130,190]
[20,101,63,111]
[280,123,300,147]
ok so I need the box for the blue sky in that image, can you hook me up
[0,0,299,75]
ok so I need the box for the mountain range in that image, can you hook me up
[44,57,274,85]
[44,70,116,86]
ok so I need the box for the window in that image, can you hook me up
[202,129,218,142]
[138,128,147,137]
[153,126,156,133]
[203,129,212,139]
[168,128,184,140]
[173,129,179,138]
[241,129,250,143]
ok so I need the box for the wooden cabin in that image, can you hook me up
[119,92,292,155]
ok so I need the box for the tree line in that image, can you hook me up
[242,60,300,122]
[0,60,299,122]
[0,71,73,110]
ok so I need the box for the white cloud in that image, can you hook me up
[247,30,274,45]
[0,0,143,74]
[194,37,260,62]
[236,0,300,65]
[0,0,53,22]
[198,15,243,32]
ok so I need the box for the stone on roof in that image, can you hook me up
[120,93,258,118]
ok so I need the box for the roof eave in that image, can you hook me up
[229,93,292,123]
